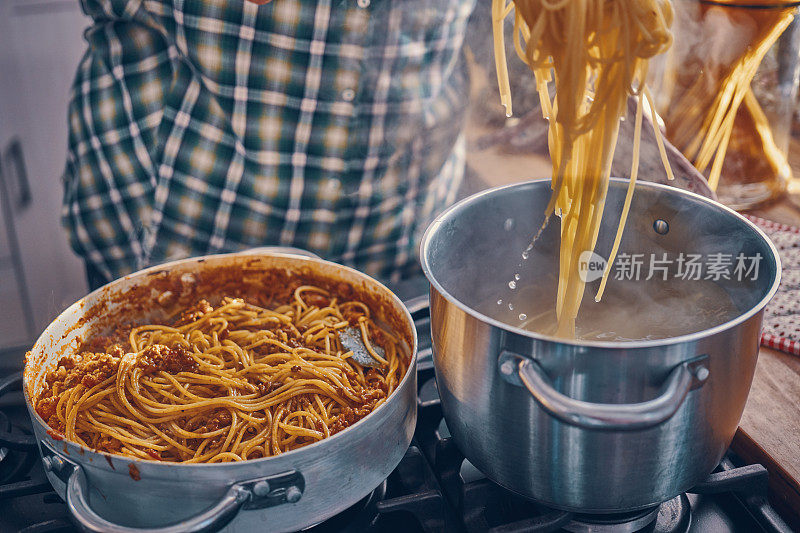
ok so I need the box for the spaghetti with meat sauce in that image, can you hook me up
[34,285,408,463]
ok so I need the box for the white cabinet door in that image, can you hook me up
[0,1,91,347]
[0,0,32,349]
[0,272,30,349]
[0,171,31,349]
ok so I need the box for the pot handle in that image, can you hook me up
[67,466,247,533]
[40,441,304,533]
[498,352,709,431]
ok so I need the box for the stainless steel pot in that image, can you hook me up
[420,179,780,513]
[23,252,417,532]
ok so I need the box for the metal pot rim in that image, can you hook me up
[420,177,782,350]
[24,251,418,469]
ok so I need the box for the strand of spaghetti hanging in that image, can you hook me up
[492,0,676,337]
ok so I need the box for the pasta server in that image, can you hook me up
[338,327,385,368]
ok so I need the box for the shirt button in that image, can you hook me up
[357,0,370,7]
[341,88,356,102]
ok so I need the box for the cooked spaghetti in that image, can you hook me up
[34,286,408,463]
[493,0,674,336]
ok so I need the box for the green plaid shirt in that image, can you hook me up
[63,0,474,283]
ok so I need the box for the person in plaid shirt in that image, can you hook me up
[63,0,476,289]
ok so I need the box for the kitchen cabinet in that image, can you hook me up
[0,0,91,351]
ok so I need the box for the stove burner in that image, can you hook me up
[564,506,662,533]
[654,494,691,533]
[563,494,691,533]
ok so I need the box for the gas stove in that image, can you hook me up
[0,293,795,533]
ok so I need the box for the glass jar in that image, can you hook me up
[649,0,800,210]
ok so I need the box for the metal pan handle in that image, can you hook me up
[40,441,303,533]
[67,466,247,533]
[498,352,709,431]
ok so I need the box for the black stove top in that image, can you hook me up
[0,298,794,533]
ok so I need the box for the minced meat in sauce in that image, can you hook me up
[136,344,197,374]
[33,286,406,460]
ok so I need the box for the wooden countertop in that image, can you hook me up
[464,117,800,528]
[736,197,800,530]
[733,346,800,530]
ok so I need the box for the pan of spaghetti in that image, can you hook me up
[23,251,417,532]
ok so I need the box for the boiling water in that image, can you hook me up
[490,278,740,342]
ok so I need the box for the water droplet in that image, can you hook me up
[514,273,520,281]
[508,281,516,290]
[518,313,527,321]
[508,303,514,310]
[504,218,514,231]
[496,299,503,305]
[522,244,533,260]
